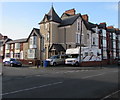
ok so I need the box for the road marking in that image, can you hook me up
[101,89,120,100]
[1,81,63,96]
[82,73,105,79]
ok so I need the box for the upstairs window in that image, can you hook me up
[113,33,116,40]
[11,44,14,49]
[15,43,20,49]
[29,36,37,48]
[93,38,95,45]
[102,29,106,37]
[5,44,10,50]
[77,22,80,31]
[76,33,80,43]
[46,33,50,41]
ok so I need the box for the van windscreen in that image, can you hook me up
[68,54,79,58]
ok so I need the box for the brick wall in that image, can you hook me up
[80,60,109,67]
[18,59,41,66]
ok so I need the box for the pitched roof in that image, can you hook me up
[61,13,71,19]
[59,14,80,27]
[83,21,97,32]
[7,38,27,44]
[27,28,41,41]
[49,44,65,52]
[98,23,106,29]
[2,38,12,45]
[40,6,61,24]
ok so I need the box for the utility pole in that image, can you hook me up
[79,20,82,67]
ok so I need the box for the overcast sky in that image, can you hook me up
[0,2,118,40]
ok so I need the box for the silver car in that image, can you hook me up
[46,55,68,66]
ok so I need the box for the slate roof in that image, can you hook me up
[2,38,12,45]
[27,28,41,41]
[107,28,116,33]
[61,13,71,19]
[83,20,97,32]
[40,6,61,24]
[49,44,65,52]
[98,23,106,29]
[59,14,80,27]
[7,38,27,44]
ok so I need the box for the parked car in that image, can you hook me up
[46,55,68,66]
[117,58,120,65]
[3,58,22,67]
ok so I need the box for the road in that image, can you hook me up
[1,64,120,99]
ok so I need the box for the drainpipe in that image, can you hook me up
[48,22,51,58]
[79,20,82,66]
[64,27,67,49]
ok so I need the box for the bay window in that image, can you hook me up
[29,36,37,48]
[28,49,36,59]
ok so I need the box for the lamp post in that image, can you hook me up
[79,20,82,67]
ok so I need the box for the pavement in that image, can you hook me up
[1,64,120,99]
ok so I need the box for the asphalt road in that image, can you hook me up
[1,64,120,99]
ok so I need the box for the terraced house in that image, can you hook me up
[2,6,120,65]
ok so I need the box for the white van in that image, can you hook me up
[65,47,101,66]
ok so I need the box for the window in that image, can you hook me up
[20,51,23,59]
[46,33,49,41]
[29,36,37,48]
[113,41,116,48]
[76,33,80,43]
[90,52,93,56]
[103,50,107,59]
[5,53,10,58]
[15,43,20,49]
[93,38,95,45]
[14,53,20,59]
[28,49,36,59]
[45,23,48,29]
[102,29,106,37]
[77,22,80,31]
[103,39,106,47]
[85,52,88,56]
[113,33,116,40]
[87,34,89,39]
[0,46,3,51]
[5,44,10,50]
[11,44,14,49]
[10,51,13,58]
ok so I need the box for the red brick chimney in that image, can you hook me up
[2,36,8,40]
[65,9,76,15]
[82,14,89,22]
[107,26,114,29]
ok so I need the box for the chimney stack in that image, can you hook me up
[107,26,114,29]
[65,8,76,15]
[82,14,89,22]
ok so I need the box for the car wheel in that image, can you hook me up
[10,63,14,67]
[75,62,79,67]
[53,62,56,66]
[3,63,5,66]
